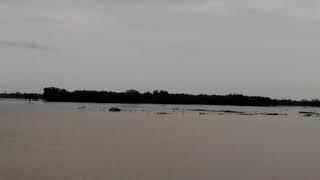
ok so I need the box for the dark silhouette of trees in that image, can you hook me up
[2,87,320,107]
[24,93,41,103]
[0,92,42,101]
[41,87,320,107]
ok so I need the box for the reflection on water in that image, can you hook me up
[1,99,320,180]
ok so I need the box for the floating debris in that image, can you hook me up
[260,113,287,116]
[156,112,171,115]
[109,107,121,112]
[299,111,320,117]
[77,106,87,110]
[218,110,246,114]
[199,112,208,115]
[213,110,249,115]
[188,108,251,115]
[186,108,291,116]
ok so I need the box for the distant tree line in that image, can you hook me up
[40,87,320,107]
[2,87,320,107]
[0,92,42,101]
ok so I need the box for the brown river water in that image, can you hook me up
[1,99,320,180]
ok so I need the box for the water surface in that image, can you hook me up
[1,99,320,180]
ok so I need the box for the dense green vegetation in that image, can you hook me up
[2,87,320,107]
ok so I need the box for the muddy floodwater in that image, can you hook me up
[1,99,320,180]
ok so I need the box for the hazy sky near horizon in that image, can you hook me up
[1,0,320,99]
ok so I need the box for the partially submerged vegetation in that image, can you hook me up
[2,87,320,107]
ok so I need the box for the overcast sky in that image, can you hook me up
[0,0,319,99]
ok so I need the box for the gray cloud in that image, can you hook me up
[0,0,320,99]
[2,0,320,20]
